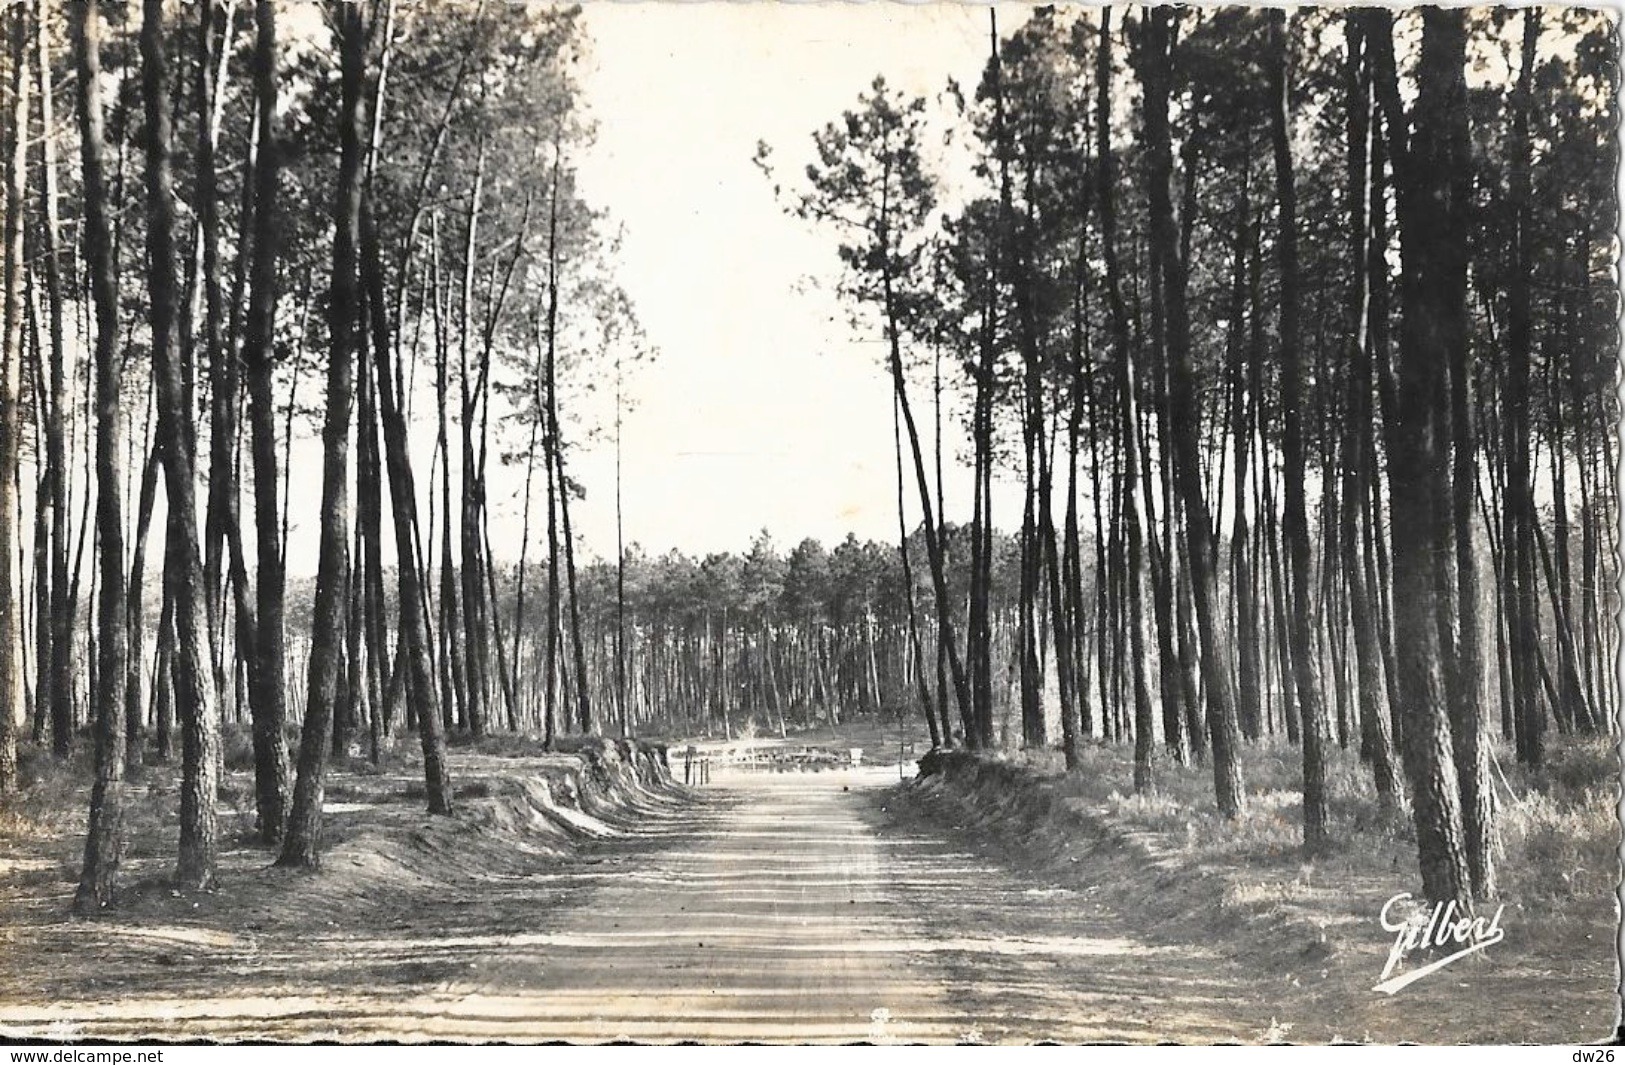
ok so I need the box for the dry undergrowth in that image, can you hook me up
[1001,734,1617,923]
[899,733,1620,1042]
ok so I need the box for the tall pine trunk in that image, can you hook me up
[1444,18,1496,899]
[198,0,234,702]
[361,202,452,812]
[280,0,366,869]
[1268,10,1328,850]
[0,1,28,793]
[142,0,220,891]
[1341,15,1403,814]
[457,151,490,737]
[1135,7,1245,817]
[124,445,160,773]
[1370,8,1473,906]
[34,5,74,765]
[242,0,291,844]
[73,0,129,911]
[1504,8,1544,768]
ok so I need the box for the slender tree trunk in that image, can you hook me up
[73,0,129,911]
[34,5,74,765]
[240,0,291,844]
[537,155,591,737]
[968,290,995,749]
[1100,57,1129,755]
[1122,357,1157,792]
[27,341,47,768]
[1140,204,1192,768]
[1227,165,1263,747]
[1041,414,1081,769]
[482,526,518,732]
[884,294,972,748]
[430,218,468,734]
[1268,11,1328,850]
[1369,7,1473,906]
[123,443,160,773]
[358,289,389,754]
[0,1,27,792]
[1063,229,1095,752]
[0,0,28,799]
[153,589,175,761]
[1134,8,1245,816]
[457,150,489,738]
[893,394,940,749]
[513,372,542,712]
[544,375,560,749]
[280,0,367,869]
[557,438,591,735]
[1342,15,1403,813]
[1444,23,1496,899]
[361,202,452,812]
[141,0,220,891]
[198,0,235,703]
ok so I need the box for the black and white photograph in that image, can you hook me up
[0,0,1617,1047]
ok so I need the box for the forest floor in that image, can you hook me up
[0,741,1300,1044]
[0,726,1614,1043]
[894,735,1621,1043]
[0,733,686,1041]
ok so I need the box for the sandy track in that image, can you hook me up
[428,767,955,1042]
[0,766,1274,1044]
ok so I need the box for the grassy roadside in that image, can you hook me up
[0,732,685,1017]
[893,736,1619,1043]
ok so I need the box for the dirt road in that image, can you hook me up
[0,765,1278,1044]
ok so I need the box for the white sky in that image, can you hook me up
[102,2,1032,582]
[550,2,1033,563]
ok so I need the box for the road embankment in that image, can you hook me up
[267,737,683,920]
[899,749,1338,966]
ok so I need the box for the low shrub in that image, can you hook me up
[1500,785,1619,904]
[221,722,257,772]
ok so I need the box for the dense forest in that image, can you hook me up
[0,1,648,900]
[0,0,1615,922]
[757,5,1618,907]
